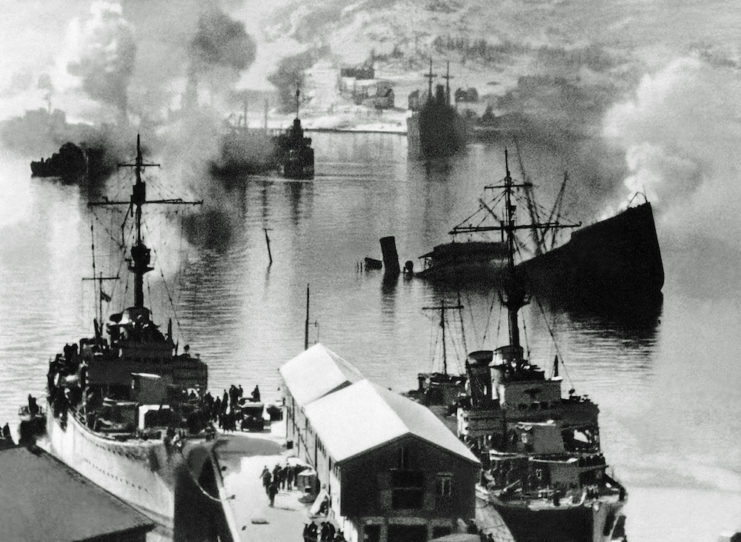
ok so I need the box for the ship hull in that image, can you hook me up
[45,407,183,532]
[518,202,664,308]
[487,496,625,542]
[417,203,664,310]
[407,106,467,158]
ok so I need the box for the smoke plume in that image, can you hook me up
[67,2,136,123]
[603,56,741,240]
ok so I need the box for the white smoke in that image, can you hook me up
[603,56,741,240]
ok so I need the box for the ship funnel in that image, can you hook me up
[466,350,493,407]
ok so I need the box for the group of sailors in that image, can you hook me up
[200,384,261,431]
[260,462,306,505]
[302,521,346,542]
[1,422,12,445]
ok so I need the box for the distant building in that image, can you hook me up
[338,62,395,109]
[454,88,479,103]
[340,64,375,80]
[280,346,480,542]
[0,446,154,542]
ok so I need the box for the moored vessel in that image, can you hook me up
[407,60,467,159]
[454,154,628,541]
[36,135,234,537]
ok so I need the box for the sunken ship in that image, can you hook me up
[416,153,664,308]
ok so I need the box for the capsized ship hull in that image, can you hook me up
[518,201,664,306]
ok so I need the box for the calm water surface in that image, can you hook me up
[0,133,739,541]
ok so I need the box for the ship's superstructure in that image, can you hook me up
[275,88,315,179]
[454,153,628,542]
[41,136,228,534]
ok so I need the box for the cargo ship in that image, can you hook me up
[34,135,238,539]
[415,152,664,308]
[454,154,628,541]
[407,60,467,159]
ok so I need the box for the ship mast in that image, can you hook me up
[89,135,202,310]
[424,58,437,104]
[442,61,453,106]
[423,300,464,375]
[451,151,580,365]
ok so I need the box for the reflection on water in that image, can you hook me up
[0,133,740,541]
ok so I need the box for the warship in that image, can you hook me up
[454,153,628,542]
[30,142,88,181]
[33,135,236,539]
[274,88,315,179]
[407,60,467,159]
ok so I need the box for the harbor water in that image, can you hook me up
[0,132,740,541]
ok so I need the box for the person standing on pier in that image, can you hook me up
[267,480,278,506]
[260,465,272,493]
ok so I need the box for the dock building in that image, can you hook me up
[280,345,480,542]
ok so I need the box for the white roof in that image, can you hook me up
[304,379,479,465]
[279,344,364,407]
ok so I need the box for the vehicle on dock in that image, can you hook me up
[239,402,266,432]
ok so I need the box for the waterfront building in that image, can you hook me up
[280,347,480,542]
[279,343,363,455]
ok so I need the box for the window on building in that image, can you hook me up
[436,473,452,497]
[390,469,424,509]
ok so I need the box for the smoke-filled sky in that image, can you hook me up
[0,0,739,243]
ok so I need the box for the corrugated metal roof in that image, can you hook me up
[278,344,363,407]
[304,379,479,465]
[0,446,154,542]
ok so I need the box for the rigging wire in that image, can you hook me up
[521,312,531,360]
[464,290,479,348]
[481,287,498,343]
[532,294,576,391]
[144,222,187,343]
[456,289,467,355]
